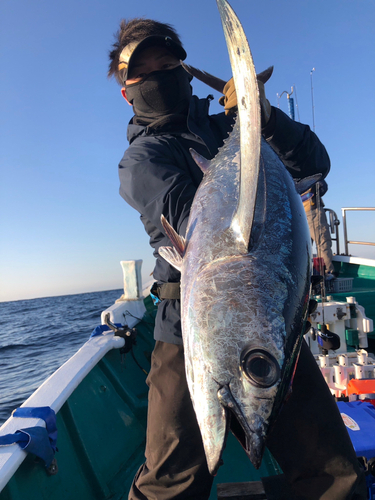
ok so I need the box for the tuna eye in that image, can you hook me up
[241,349,280,388]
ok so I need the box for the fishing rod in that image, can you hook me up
[307,68,341,351]
[278,74,340,353]
[310,68,316,133]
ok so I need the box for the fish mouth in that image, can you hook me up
[218,385,268,469]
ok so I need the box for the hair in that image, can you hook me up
[108,18,184,86]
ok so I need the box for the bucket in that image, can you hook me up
[347,379,375,408]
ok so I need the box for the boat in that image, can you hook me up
[0,208,374,499]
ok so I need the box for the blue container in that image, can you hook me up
[337,401,375,460]
[368,477,375,500]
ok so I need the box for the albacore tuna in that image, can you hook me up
[159,0,313,475]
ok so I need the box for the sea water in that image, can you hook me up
[0,289,122,425]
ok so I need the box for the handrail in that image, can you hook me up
[341,207,375,255]
[324,208,340,255]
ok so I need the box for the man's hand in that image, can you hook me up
[219,77,272,126]
[219,78,237,115]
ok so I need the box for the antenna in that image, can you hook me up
[310,68,316,132]
[293,84,300,121]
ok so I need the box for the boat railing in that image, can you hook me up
[341,207,375,256]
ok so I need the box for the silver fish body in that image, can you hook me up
[159,0,312,475]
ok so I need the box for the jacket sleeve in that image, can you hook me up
[118,139,197,238]
[262,107,331,180]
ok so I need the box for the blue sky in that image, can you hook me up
[1,0,374,302]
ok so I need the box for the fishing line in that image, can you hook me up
[122,310,152,375]
[123,310,155,334]
[130,347,149,376]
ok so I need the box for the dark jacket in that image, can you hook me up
[118,95,330,344]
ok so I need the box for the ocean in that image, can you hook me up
[0,289,123,426]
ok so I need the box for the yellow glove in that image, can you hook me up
[219,77,272,125]
[218,78,237,115]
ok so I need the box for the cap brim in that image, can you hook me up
[120,35,187,82]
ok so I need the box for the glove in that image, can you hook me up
[218,78,237,115]
[219,77,272,126]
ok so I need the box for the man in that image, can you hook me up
[108,18,366,500]
[302,180,336,277]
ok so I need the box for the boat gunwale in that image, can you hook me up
[0,332,125,493]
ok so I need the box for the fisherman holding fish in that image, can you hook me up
[302,179,336,277]
[108,7,366,500]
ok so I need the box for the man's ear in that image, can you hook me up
[121,87,131,105]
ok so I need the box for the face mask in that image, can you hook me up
[125,65,192,118]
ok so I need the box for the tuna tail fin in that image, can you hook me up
[217,0,261,254]
[257,66,274,85]
[180,62,274,93]
[294,174,323,195]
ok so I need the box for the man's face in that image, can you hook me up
[125,46,181,85]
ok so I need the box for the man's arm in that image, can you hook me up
[218,77,330,180]
[263,107,330,180]
[118,140,197,238]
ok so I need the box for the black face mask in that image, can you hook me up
[125,65,193,119]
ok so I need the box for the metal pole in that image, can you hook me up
[310,68,316,133]
[325,208,340,255]
[293,84,301,121]
[342,208,349,255]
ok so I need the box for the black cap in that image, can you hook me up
[118,35,187,82]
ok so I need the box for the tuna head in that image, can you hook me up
[182,255,290,475]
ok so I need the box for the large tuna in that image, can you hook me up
[159,0,313,475]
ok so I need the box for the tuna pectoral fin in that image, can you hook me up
[158,246,183,271]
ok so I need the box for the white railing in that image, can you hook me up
[341,208,375,256]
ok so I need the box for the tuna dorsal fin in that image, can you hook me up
[158,246,183,271]
[257,66,274,85]
[161,214,186,257]
[217,0,261,254]
[189,148,211,174]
